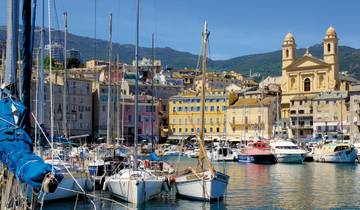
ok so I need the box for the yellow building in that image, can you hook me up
[168,89,237,140]
[226,97,276,141]
[281,27,339,118]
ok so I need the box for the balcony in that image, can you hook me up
[290,124,313,129]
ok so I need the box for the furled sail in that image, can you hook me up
[0,88,63,189]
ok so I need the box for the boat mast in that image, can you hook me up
[63,12,68,139]
[4,0,19,93]
[106,13,113,144]
[1,48,4,84]
[151,33,155,151]
[38,0,45,129]
[274,89,281,137]
[121,64,125,145]
[48,0,55,162]
[116,54,120,145]
[198,22,213,174]
[134,0,140,169]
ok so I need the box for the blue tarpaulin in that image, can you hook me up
[149,151,160,161]
[0,93,63,189]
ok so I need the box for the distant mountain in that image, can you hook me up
[1,26,360,79]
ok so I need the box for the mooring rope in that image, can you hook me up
[57,187,135,210]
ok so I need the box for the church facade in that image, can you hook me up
[281,26,339,118]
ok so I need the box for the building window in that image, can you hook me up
[304,78,311,92]
[191,128,194,133]
[210,106,214,111]
[210,127,213,132]
[286,49,289,58]
[172,128,175,133]
[327,43,331,52]
[216,127,220,132]
[179,128,182,133]
[196,128,200,133]
[185,128,188,133]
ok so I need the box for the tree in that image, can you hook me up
[44,55,55,69]
[67,58,81,69]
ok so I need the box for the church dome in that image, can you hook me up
[284,32,294,41]
[326,26,337,36]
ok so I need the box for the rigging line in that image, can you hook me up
[30,112,87,194]
[52,0,61,44]
[196,37,203,71]
[55,188,136,210]
[207,38,212,61]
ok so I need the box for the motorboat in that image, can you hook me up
[238,141,277,164]
[269,140,307,163]
[208,143,237,161]
[313,142,357,163]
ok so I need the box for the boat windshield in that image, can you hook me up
[275,146,299,149]
[334,145,349,152]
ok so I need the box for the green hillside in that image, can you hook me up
[1,27,360,79]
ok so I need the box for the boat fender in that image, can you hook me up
[43,173,59,193]
[168,175,176,184]
[144,160,150,168]
[102,180,108,191]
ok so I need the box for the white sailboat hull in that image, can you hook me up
[28,175,90,201]
[175,171,229,201]
[106,179,164,204]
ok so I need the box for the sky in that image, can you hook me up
[1,0,360,59]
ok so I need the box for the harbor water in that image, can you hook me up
[44,156,360,209]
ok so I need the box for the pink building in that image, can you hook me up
[93,83,159,144]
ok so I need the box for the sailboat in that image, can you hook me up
[104,2,165,204]
[0,0,62,208]
[174,22,229,201]
[28,10,91,201]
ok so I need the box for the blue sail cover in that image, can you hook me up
[0,94,63,189]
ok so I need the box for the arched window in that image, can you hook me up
[327,43,331,52]
[304,78,311,92]
[286,49,289,58]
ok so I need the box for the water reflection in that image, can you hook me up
[44,159,360,209]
